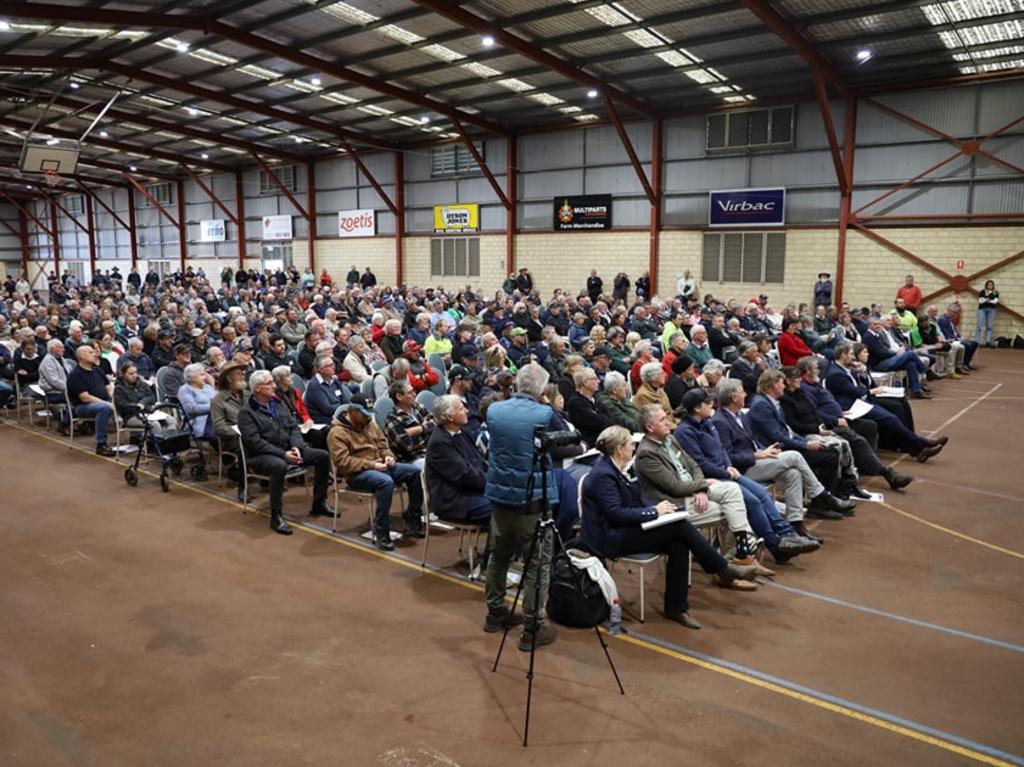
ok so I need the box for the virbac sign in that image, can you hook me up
[708,188,785,227]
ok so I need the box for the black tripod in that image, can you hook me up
[491,439,624,746]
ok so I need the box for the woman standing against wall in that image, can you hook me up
[976,280,998,347]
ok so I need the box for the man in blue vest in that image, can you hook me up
[483,363,561,650]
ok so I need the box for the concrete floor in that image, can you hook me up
[1,350,1022,767]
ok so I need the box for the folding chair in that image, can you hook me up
[231,425,309,515]
[372,396,394,429]
[415,389,437,411]
[426,353,446,374]
[420,470,487,578]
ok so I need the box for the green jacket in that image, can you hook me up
[596,391,640,433]
[608,345,632,375]
[634,434,709,505]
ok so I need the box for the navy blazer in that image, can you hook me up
[863,330,898,367]
[937,315,963,341]
[746,394,807,450]
[580,455,657,560]
[823,364,870,411]
[800,379,845,427]
[674,416,732,479]
[711,407,758,472]
[304,375,351,425]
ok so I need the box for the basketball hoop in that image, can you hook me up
[43,169,61,187]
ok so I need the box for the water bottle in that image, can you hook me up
[609,598,623,634]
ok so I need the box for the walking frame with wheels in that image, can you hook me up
[491,428,624,747]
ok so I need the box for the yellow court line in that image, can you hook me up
[879,501,1024,560]
[2,421,1019,767]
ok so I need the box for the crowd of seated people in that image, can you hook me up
[1,264,973,637]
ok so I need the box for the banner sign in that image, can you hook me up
[262,214,292,241]
[554,195,612,230]
[337,208,376,238]
[709,188,785,227]
[199,219,226,242]
[433,203,479,233]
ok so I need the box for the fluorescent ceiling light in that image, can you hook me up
[482,35,495,47]
[0,20,9,31]
[46,138,59,146]
[587,89,599,98]
[129,166,137,171]
[310,77,321,86]
[69,82,80,89]
[99,130,108,137]
[857,49,873,60]
[200,153,209,159]
[176,42,189,53]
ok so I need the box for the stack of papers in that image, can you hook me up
[641,510,690,531]
[875,387,905,398]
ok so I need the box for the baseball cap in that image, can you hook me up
[448,364,474,381]
[459,344,479,359]
[402,339,421,354]
[191,328,205,337]
[157,329,174,339]
[592,345,612,359]
[510,327,528,337]
[346,392,373,418]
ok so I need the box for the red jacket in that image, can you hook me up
[777,331,813,367]
[407,361,439,392]
[896,285,922,309]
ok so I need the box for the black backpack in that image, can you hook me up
[1013,335,1024,350]
[546,552,610,628]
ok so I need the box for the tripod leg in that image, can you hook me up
[492,513,545,673]
[593,626,626,695]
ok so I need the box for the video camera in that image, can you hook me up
[534,425,582,450]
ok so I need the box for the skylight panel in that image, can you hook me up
[495,78,533,92]
[959,58,1024,71]
[188,48,239,67]
[657,50,693,67]
[238,64,281,80]
[922,0,1024,25]
[358,104,395,116]
[378,25,424,45]
[461,62,503,78]
[624,29,664,48]
[684,69,720,84]
[316,2,380,26]
[321,92,360,106]
[420,44,466,62]
[953,43,1024,58]
[528,93,566,106]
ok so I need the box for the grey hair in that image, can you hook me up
[433,393,461,422]
[603,370,627,393]
[796,355,819,375]
[391,357,410,376]
[205,347,223,363]
[385,318,402,332]
[129,337,144,349]
[249,369,272,389]
[388,379,411,401]
[46,338,63,353]
[634,339,652,356]
[639,361,663,385]
[184,362,206,383]
[516,363,549,398]
[607,326,625,340]
[270,364,293,383]
[703,359,726,376]
[669,331,686,347]
[637,403,665,430]
[690,324,708,338]
[315,354,335,372]
[716,378,743,407]
[834,341,854,358]
[348,335,365,351]
[572,367,596,388]
[595,425,632,455]
[738,340,756,357]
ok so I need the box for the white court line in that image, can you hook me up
[915,478,1024,505]
[922,382,1003,437]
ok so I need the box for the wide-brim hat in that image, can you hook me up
[217,361,248,388]
[818,272,831,279]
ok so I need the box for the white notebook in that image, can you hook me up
[641,509,691,531]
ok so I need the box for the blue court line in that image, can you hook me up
[764,581,1024,654]
[622,628,1024,767]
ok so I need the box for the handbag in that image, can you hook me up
[546,551,611,628]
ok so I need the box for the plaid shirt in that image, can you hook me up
[383,402,434,462]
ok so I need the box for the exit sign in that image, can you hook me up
[956,259,965,269]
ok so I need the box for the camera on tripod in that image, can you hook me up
[534,425,582,450]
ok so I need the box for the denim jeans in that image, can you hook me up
[975,307,995,344]
[0,380,12,409]
[75,402,111,444]
[874,350,925,392]
[347,463,423,532]
[735,475,795,553]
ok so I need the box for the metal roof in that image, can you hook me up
[0,0,1021,190]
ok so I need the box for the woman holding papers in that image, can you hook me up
[271,365,328,449]
[580,424,757,630]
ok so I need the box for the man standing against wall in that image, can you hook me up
[896,275,923,313]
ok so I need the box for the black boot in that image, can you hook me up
[270,510,293,535]
[882,467,914,491]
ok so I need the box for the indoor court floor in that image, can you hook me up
[1,351,1022,767]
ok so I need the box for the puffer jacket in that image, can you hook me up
[484,393,559,510]
[673,415,732,480]
[113,377,157,418]
[237,396,302,459]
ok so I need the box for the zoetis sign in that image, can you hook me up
[708,188,785,227]
[337,208,376,238]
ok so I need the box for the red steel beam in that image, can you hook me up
[18,208,29,276]
[76,180,130,231]
[648,117,662,298]
[864,67,1024,94]
[177,179,187,272]
[813,72,848,194]
[124,174,178,228]
[2,193,54,238]
[40,192,88,235]
[602,94,657,205]
[966,249,1024,284]
[835,93,857,307]
[306,162,317,275]
[739,0,845,88]
[84,191,97,277]
[858,212,1024,221]
[0,6,504,135]
[0,54,393,151]
[180,165,239,226]
[851,151,962,217]
[0,214,19,238]
[343,145,399,217]
[394,151,405,286]
[976,149,1024,176]
[506,137,516,276]
[49,197,61,278]
[126,186,138,269]
[850,222,953,284]
[251,154,308,220]
[235,172,246,269]
[410,0,655,119]
[451,120,510,210]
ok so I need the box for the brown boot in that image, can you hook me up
[732,554,775,577]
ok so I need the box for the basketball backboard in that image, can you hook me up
[20,144,80,174]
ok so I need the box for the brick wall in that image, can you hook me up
[402,234,506,293]
[516,231,650,298]
[312,237,398,285]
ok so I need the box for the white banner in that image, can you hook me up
[199,219,226,242]
[337,208,376,238]
[262,214,292,241]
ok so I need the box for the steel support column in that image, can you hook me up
[452,120,511,210]
[124,174,179,229]
[251,154,309,220]
[648,118,663,297]
[235,172,246,269]
[307,162,317,275]
[813,73,848,194]
[506,137,517,276]
[835,94,857,306]
[176,179,187,273]
[48,198,61,278]
[394,151,405,287]
[602,94,657,205]
[180,166,239,226]
[85,192,96,276]
[126,187,138,270]
[18,208,29,276]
